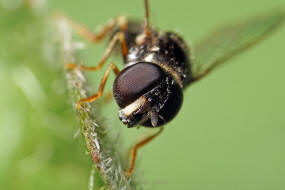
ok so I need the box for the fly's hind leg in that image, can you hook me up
[125,127,164,177]
[55,11,128,71]
[56,13,128,43]
[62,13,129,71]
[77,63,120,109]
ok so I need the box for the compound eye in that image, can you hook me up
[113,62,165,108]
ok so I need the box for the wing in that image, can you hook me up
[191,10,285,82]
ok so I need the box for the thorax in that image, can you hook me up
[124,29,192,88]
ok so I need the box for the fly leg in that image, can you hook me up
[126,127,164,177]
[76,62,120,109]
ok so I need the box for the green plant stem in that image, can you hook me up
[55,18,138,190]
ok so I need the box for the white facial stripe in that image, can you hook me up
[121,96,147,117]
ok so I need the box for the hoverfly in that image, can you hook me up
[61,0,284,176]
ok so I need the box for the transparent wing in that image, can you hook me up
[192,10,285,82]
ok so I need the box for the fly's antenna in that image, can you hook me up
[144,0,152,38]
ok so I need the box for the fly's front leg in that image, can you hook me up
[76,63,120,109]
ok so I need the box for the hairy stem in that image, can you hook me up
[55,18,138,190]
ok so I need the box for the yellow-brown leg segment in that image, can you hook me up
[126,127,164,177]
[66,31,128,72]
[76,63,120,109]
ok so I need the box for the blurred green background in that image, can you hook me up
[1,0,285,189]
